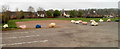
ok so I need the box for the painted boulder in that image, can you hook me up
[75,21,80,24]
[107,19,111,22]
[115,19,119,22]
[78,20,83,23]
[3,24,8,28]
[36,24,41,28]
[99,19,104,22]
[82,22,88,25]
[91,21,98,26]
[49,23,56,28]
[90,20,95,22]
[19,25,26,29]
[71,20,75,23]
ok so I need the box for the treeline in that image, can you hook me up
[1,5,119,24]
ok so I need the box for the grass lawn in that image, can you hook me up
[7,18,118,28]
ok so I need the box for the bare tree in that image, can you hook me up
[27,6,35,12]
[2,5,10,24]
[2,5,9,12]
[37,7,44,11]
[16,8,19,12]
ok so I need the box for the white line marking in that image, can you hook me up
[1,35,40,39]
[2,40,48,46]
[0,44,6,46]
[1,32,29,34]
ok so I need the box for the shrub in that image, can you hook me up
[46,10,53,18]
[53,10,61,18]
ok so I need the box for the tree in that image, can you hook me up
[69,10,77,18]
[2,5,10,24]
[118,9,120,17]
[27,6,35,18]
[89,9,96,14]
[37,7,44,11]
[16,8,20,19]
[77,10,83,17]
[2,5,9,12]
[19,10,25,19]
[2,11,10,24]
[53,10,61,18]
[16,9,24,19]
[28,6,35,12]
[46,10,53,17]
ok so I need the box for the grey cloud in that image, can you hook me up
[0,0,119,11]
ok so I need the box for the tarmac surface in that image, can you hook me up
[1,20,118,47]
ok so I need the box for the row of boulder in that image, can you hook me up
[71,20,98,26]
[3,23,56,29]
[71,19,119,26]
[3,19,119,29]
[19,23,56,29]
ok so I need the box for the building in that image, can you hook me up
[37,10,47,18]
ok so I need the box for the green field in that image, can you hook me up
[7,18,118,28]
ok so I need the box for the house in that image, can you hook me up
[37,10,47,18]
[60,10,70,18]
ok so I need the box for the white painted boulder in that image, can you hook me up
[3,24,8,28]
[107,19,111,22]
[90,20,95,22]
[75,21,80,24]
[99,19,104,22]
[71,20,75,23]
[91,21,98,26]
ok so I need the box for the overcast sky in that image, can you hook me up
[0,0,120,11]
